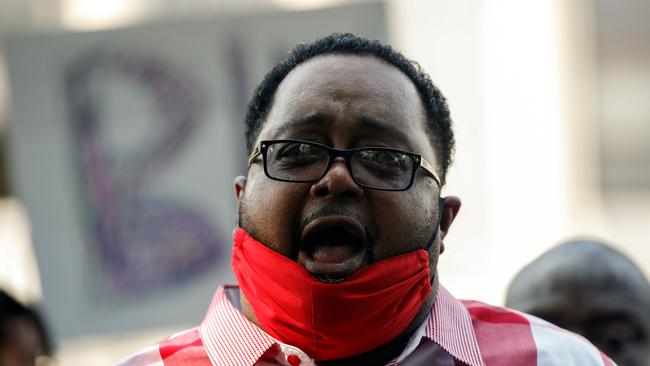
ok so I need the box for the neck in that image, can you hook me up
[239,276,439,365]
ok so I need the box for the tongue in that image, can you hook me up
[311,245,358,263]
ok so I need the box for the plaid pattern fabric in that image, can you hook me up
[116,285,616,366]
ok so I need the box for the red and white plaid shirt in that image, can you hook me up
[117,285,616,366]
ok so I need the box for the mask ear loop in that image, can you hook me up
[424,197,445,251]
[422,197,444,289]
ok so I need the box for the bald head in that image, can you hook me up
[506,240,650,366]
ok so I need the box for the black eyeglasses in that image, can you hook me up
[248,139,440,191]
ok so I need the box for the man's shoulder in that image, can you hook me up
[115,327,211,366]
[459,299,615,365]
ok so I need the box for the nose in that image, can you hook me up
[310,158,364,199]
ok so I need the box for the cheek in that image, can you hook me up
[369,186,437,258]
[241,175,306,253]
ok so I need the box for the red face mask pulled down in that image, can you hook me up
[231,227,433,361]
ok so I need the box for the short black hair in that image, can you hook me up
[244,33,455,184]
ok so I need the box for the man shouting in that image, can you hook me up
[119,33,616,366]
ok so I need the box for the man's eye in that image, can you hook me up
[278,143,316,157]
[274,143,326,165]
[359,150,407,168]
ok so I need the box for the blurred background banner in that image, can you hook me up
[3,2,386,340]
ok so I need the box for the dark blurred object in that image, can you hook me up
[506,240,650,366]
[0,290,53,366]
[0,130,9,196]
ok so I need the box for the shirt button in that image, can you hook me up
[286,354,301,366]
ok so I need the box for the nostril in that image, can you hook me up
[339,189,362,199]
[315,186,330,197]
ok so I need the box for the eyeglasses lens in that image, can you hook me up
[266,141,329,182]
[265,141,414,190]
[350,149,413,190]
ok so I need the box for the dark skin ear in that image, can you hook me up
[438,196,461,254]
[233,176,247,231]
[234,176,247,200]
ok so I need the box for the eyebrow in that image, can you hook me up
[271,112,412,147]
[278,112,329,131]
[358,115,411,146]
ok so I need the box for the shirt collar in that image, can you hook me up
[425,285,485,366]
[199,284,484,366]
[199,285,275,366]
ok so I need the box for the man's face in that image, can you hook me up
[509,272,650,366]
[237,54,453,280]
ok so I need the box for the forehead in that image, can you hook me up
[259,54,430,152]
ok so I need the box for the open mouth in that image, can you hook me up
[297,216,369,281]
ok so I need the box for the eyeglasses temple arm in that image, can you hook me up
[248,145,262,166]
[420,157,441,187]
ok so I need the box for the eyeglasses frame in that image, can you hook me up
[247,139,441,191]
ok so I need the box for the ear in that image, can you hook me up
[439,196,461,254]
[234,176,247,200]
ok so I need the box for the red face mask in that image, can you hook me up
[231,227,433,361]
